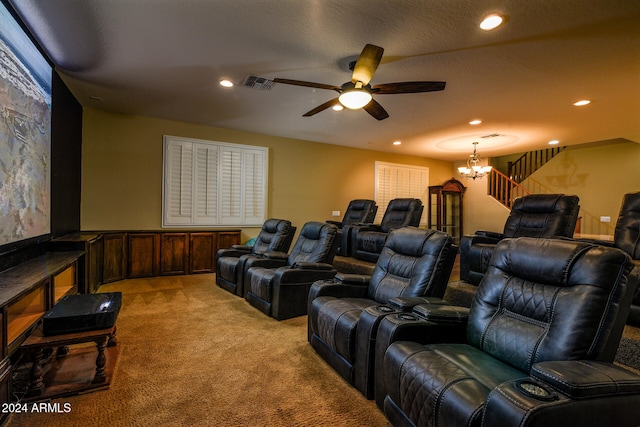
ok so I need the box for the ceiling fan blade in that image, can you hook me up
[373,81,446,94]
[352,44,384,85]
[273,78,341,92]
[362,99,389,121]
[303,98,340,117]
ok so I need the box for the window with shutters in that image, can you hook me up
[163,136,268,227]
[374,161,429,226]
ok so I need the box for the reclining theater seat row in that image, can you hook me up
[245,221,340,320]
[380,237,640,427]
[216,218,296,297]
[460,193,580,286]
[347,198,424,262]
[326,199,378,256]
[307,226,457,399]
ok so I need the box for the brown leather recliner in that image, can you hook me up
[460,193,580,285]
[215,218,296,297]
[380,237,640,427]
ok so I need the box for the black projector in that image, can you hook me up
[43,292,122,336]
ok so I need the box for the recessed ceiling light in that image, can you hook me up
[573,99,591,106]
[480,14,504,31]
[469,119,482,125]
[548,140,560,145]
[332,104,344,111]
[219,79,234,88]
[393,140,402,146]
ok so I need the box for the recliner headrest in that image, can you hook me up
[387,198,422,211]
[300,221,329,239]
[512,194,578,214]
[262,218,291,233]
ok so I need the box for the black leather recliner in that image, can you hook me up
[245,222,339,320]
[460,193,580,285]
[307,226,457,399]
[578,191,640,325]
[349,198,424,263]
[380,237,640,427]
[215,218,296,297]
[327,199,377,256]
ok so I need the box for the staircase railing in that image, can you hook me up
[508,146,565,183]
[488,168,530,209]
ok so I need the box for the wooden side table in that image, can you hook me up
[20,324,119,400]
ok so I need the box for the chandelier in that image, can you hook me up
[458,142,492,180]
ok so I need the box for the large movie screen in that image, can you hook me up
[0,3,52,247]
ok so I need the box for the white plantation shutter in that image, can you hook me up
[374,161,429,225]
[193,143,218,224]
[220,147,242,224]
[243,149,266,224]
[164,140,193,225]
[163,136,267,227]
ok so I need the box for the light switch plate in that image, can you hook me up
[600,216,611,223]
[331,211,341,217]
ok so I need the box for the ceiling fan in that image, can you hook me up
[273,44,446,121]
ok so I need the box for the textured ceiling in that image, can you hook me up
[8,0,640,160]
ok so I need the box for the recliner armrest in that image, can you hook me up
[231,244,253,251]
[291,262,334,270]
[413,304,470,324]
[387,296,448,311]
[335,272,371,285]
[531,360,640,399]
[260,251,289,260]
[276,265,337,284]
[475,230,504,239]
[308,277,369,301]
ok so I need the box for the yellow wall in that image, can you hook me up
[81,108,454,242]
[459,140,640,237]
[524,140,640,236]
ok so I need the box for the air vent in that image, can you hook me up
[242,75,275,91]
[480,133,504,139]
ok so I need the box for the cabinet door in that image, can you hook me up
[160,233,189,275]
[217,231,241,252]
[189,232,217,274]
[87,236,104,292]
[103,233,126,283]
[128,233,159,278]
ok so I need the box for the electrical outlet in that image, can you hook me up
[331,211,341,217]
[600,216,611,223]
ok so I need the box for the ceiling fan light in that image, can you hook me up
[339,89,372,109]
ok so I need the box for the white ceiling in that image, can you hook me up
[8,0,640,161]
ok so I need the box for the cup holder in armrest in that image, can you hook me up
[515,380,558,402]
[397,313,418,321]
[375,305,394,313]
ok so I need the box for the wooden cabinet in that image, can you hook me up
[189,232,217,274]
[428,178,466,245]
[49,233,103,293]
[160,233,189,275]
[54,229,240,284]
[127,233,160,278]
[103,233,126,283]
[218,231,241,251]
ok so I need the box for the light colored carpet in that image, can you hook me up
[7,274,387,426]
